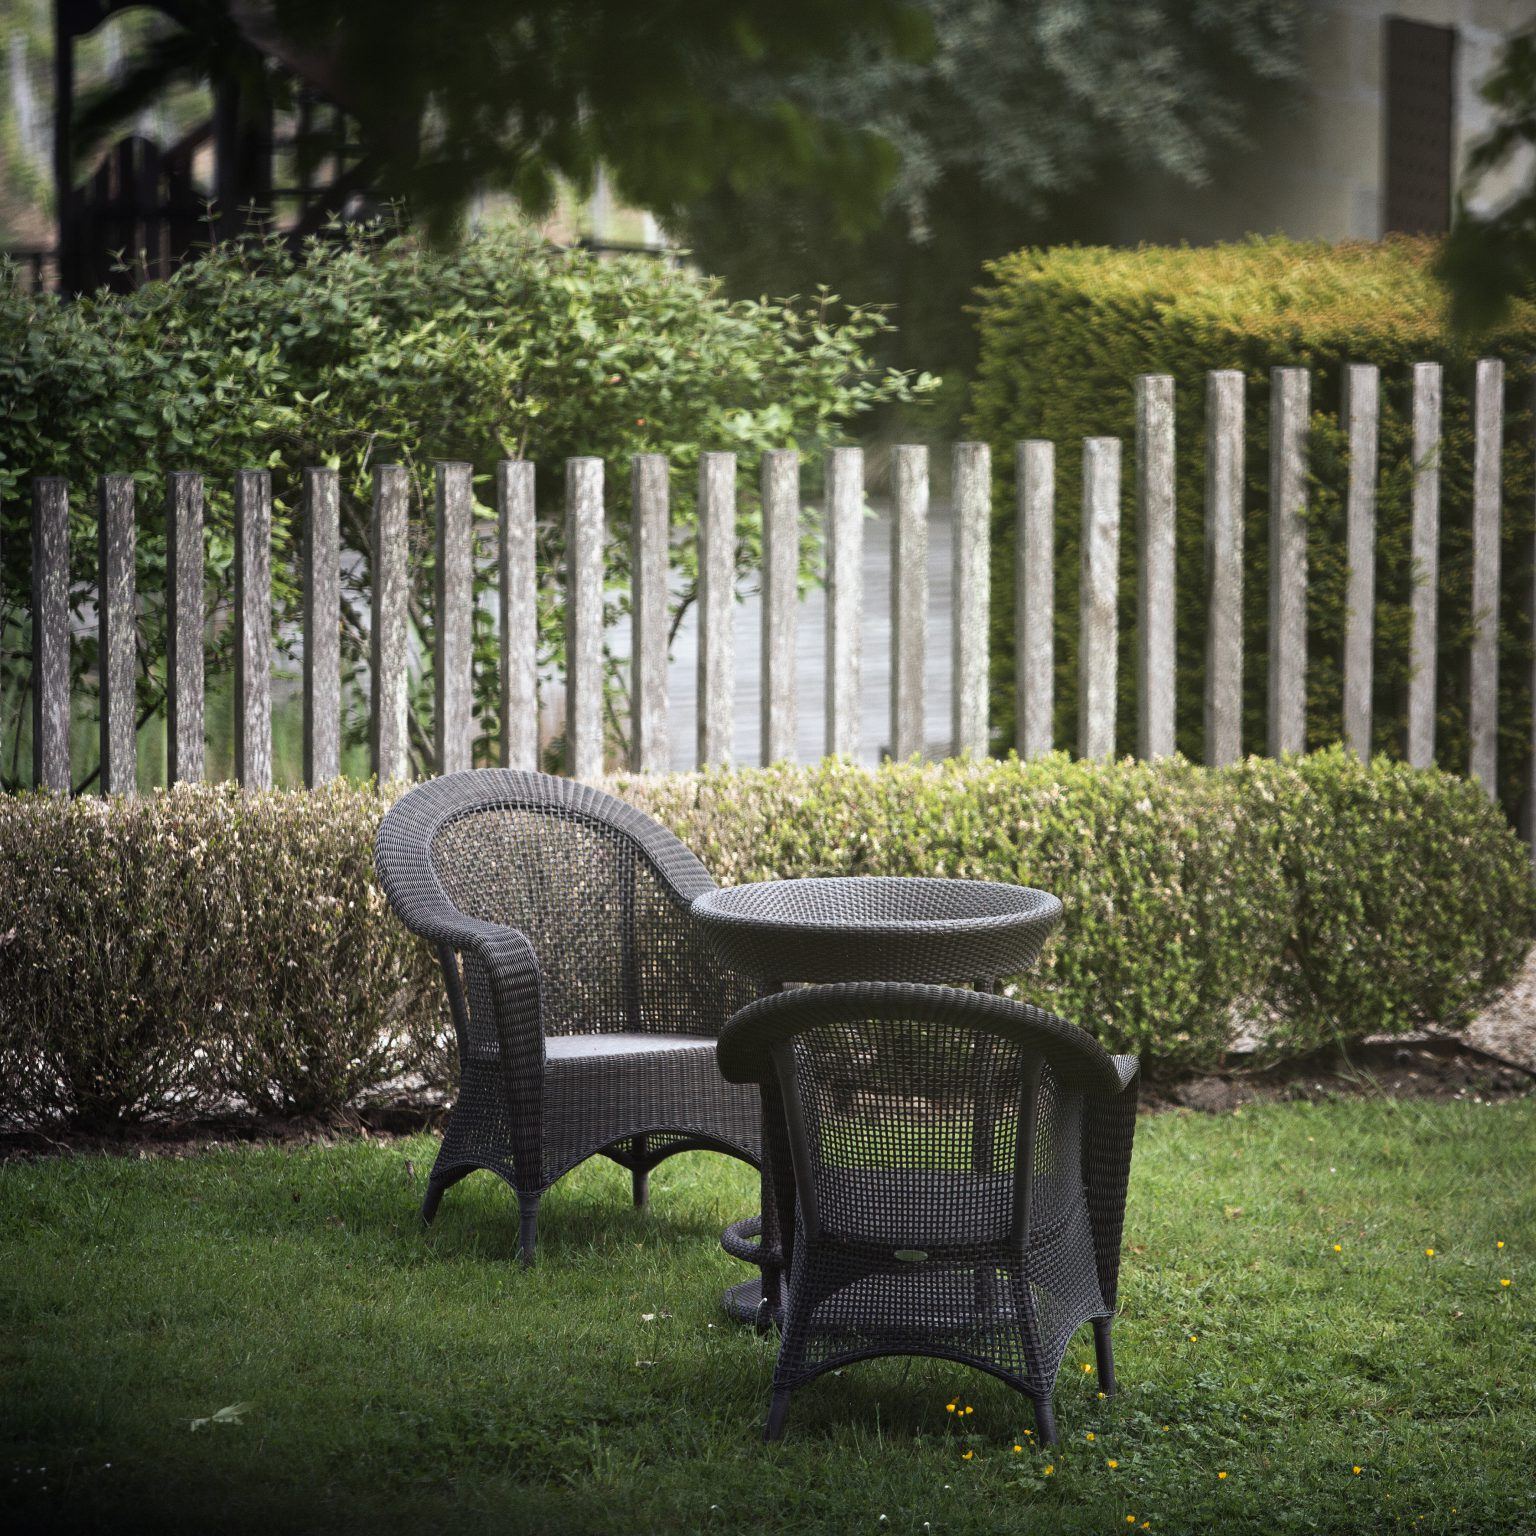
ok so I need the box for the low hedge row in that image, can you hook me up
[0,752,1529,1130]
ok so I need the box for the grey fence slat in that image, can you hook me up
[890,444,928,761]
[97,474,136,795]
[1078,438,1121,759]
[31,477,70,792]
[1470,357,1504,796]
[1135,374,1176,759]
[1406,363,1442,770]
[166,472,204,784]
[1016,441,1054,759]
[951,441,991,757]
[565,457,606,780]
[499,459,540,773]
[434,461,475,776]
[302,467,341,786]
[760,449,799,766]
[1268,367,1309,757]
[824,446,864,759]
[233,468,272,789]
[697,452,736,768]
[629,455,669,773]
[370,464,411,783]
[1343,364,1379,760]
[1205,371,1245,765]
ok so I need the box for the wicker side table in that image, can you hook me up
[693,875,1062,1326]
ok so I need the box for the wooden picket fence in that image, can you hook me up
[12,358,1528,827]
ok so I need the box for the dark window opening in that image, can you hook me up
[1384,17,1456,235]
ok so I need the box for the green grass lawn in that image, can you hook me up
[1,1098,1531,1536]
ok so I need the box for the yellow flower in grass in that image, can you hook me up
[1043,1464,1055,1477]
[1082,1362,1093,1373]
[961,1450,974,1461]
[1333,1244,1342,1253]
[1501,1278,1512,1287]
[1012,1444,1023,1454]
[1497,1240,1505,1250]
[1217,1471,1228,1481]
[1425,1248,1435,1258]
[964,1405,974,1416]
[1353,1467,1362,1475]
[1107,1459,1119,1469]
[1188,1334,1198,1343]
[946,1402,956,1413]
[1085,1432,1096,1442]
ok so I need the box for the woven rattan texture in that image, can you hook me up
[717,982,1138,1438]
[375,771,760,1248]
[692,876,1063,984]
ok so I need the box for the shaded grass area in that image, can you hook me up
[1,1099,1531,1535]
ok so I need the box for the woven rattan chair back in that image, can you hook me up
[717,982,1139,1442]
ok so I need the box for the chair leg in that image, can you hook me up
[764,1388,792,1442]
[517,1193,541,1266]
[1093,1317,1116,1398]
[1032,1393,1058,1446]
[631,1135,651,1210]
[420,1167,469,1226]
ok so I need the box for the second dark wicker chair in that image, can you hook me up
[716,982,1139,1443]
[375,769,761,1260]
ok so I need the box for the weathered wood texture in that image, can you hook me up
[697,452,736,768]
[1342,364,1379,760]
[499,459,539,772]
[1470,357,1504,796]
[1078,438,1121,759]
[166,471,204,783]
[951,442,991,757]
[760,450,799,765]
[233,470,273,789]
[97,474,136,794]
[302,467,341,786]
[31,477,70,792]
[434,461,475,776]
[1135,375,1176,759]
[565,457,606,780]
[1204,371,1245,765]
[370,464,411,783]
[1268,367,1309,757]
[1016,441,1054,759]
[1406,363,1442,769]
[890,445,928,760]
[824,447,864,759]
[629,455,669,773]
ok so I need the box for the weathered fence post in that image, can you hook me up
[890,445,928,761]
[1406,362,1442,769]
[629,455,668,773]
[1078,438,1121,759]
[565,457,606,780]
[1205,371,1245,766]
[166,471,204,784]
[97,473,136,795]
[760,450,799,766]
[1136,375,1176,759]
[30,477,69,792]
[233,469,272,790]
[499,459,539,772]
[1016,441,1054,759]
[434,462,474,776]
[952,443,991,757]
[1268,367,1309,757]
[370,464,411,783]
[824,446,864,759]
[697,452,736,768]
[1470,357,1504,796]
[302,466,340,786]
[1343,364,1379,759]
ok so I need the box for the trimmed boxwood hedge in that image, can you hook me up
[0,752,1528,1130]
[967,237,1536,814]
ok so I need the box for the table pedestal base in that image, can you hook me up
[720,1214,781,1330]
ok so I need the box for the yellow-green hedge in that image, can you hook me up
[0,753,1528,1130]
[967,237,1536,812]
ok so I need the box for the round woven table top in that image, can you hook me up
[691,875,1062,984]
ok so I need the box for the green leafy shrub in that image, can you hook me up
[967,237,1536,813]
[0,754,1527,1130]
[0,782,442,1129]
[0,224,926,787]
[1238,747,1536,1052]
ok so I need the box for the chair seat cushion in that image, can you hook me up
[544,1032,716,1061]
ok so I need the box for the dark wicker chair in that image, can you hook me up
[375,769,761,1261]
[716,982,1139,1442]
